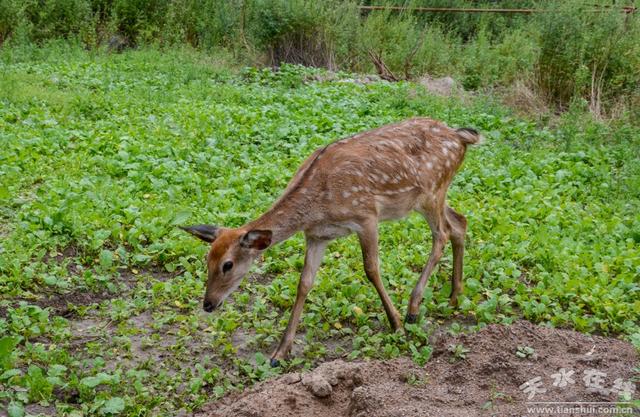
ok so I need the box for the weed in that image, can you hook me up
[405,370,430,387]
[515,345,536,359]
[482,386,513,410]
[448,344,470,362]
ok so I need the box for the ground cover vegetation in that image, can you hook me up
[0,43,638,416]
[0,0,639,119]
[0,0,639,415]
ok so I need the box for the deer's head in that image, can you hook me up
[181,225,272,312]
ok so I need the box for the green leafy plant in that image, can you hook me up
[0,336,20,372]
[447,344,470,362]
[405,370,429,387]
[0,44,638,416]
[515,345,536,359]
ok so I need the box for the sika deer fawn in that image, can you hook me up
[182,117,481,366]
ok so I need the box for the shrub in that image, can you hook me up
[354,2,462,80]
[534,0,640,115]
[109,0,168,45]
[0,0,637,119]
[246,0,358,69]
[0,0,93,44]
[0,0,22,44]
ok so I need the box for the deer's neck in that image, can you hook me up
[245,193,316,244]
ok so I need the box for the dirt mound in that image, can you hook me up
[197,321,638,417]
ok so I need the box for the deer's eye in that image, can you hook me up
[222,261,233,273]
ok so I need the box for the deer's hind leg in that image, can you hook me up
[445,205,467,307]
[406,201,449,324]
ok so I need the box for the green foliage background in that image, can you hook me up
[0,44,638,415]
[1,0,639,116]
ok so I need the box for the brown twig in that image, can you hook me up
[368,50,399,82]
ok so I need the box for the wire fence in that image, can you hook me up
[357,4,637,14]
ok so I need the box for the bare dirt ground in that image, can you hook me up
[197,320,639,417]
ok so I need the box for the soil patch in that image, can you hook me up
[34,290,115,318]
[0,290,116,320]
[197,320,638,417]
[42,244,81,264]
[0,265,180,320]
[246,272,275,285]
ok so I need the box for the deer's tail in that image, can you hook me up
[455,128,483,145]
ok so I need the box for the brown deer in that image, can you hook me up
[182,117,481,367]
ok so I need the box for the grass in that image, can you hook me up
[0,44,639,416]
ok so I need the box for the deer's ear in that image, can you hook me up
[180,225,221,243]
[240,230,272,250]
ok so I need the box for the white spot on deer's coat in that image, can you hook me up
[342,191,351,198]
[352,199,359,206]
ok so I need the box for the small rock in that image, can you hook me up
[447,386,463,395]
[348,386,380,416]
[281,372,301,385]
[302,373,332,398]
[351,368,364,387]
[107,34,129,53]
[578,355,603,365]
[325,371,339,386]
[419,75,458,97]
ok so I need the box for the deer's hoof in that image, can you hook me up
[270,358,281,368]
[405,313,418,324]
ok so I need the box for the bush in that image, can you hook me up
[0,0,92,44]
[0,0,21,44]
[246,0,358,69]
[0,0,637,119]
[356,6,428,79]
[109,0,169,44]
[534,1,640,115]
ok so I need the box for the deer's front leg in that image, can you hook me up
[357,221,403,332]
[270,236,328,367]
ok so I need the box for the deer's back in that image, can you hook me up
[278,118,472,237]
